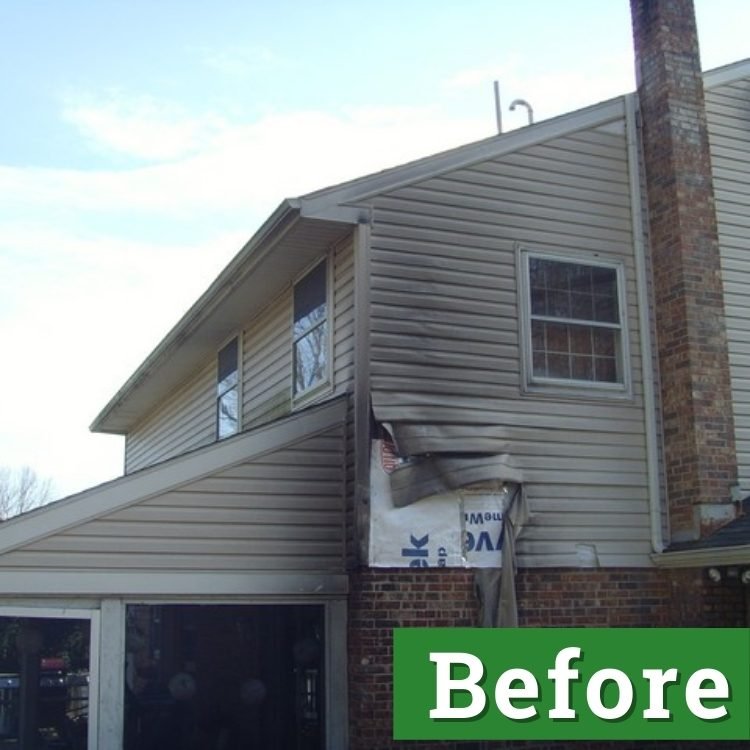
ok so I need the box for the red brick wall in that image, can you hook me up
[630,0,737,541]
[347,567,746,750]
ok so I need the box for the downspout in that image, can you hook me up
[625,92,664,553]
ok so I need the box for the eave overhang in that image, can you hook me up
[91,201,354,434]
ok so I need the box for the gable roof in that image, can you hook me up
[91,58,750,436]
[92,96,626,436]
[5,397,347,556]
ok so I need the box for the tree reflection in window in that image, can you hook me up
[217,337,239,438]
[293,261,328,396]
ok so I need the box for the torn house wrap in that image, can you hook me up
[368,422,525,569]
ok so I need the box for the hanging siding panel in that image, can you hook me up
[707,77,750,491]
[0,427,346,574]
[367,119,652,568]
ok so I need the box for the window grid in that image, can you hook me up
[526,255,624,387]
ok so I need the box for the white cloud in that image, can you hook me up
[4,102,494,224]
[0,221,248,498]
[2,98,498,497]
[443,53,635,130]
[61,91,228,161]
[3,59,640,497]
[199,45,287,77]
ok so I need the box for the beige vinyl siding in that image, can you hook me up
[333,237,355,389]
[0,427,346,574]
[125,235,356,472]
[243,290,293,429]
[331,238,358,564]
[366,119,652,567]
[125,360,215,474]
[706,76,750,491]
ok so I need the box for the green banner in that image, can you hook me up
[393,628,750,741]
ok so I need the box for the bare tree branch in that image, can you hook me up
[0,467,54,520]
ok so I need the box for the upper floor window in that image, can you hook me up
[217,337,239,438]
[293,260,329,398]
[519,250,629,395]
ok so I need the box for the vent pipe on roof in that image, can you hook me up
[509,98,534,125]
[493,81,503,134]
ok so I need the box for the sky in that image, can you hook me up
[0,0,748,500]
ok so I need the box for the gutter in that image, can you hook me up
[651,544,750,568]
[625,93,665,554]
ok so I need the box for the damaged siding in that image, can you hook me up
[125,236,355,472]
[0,427,346,574]
[366,119,652,567]
[706,76,750,492]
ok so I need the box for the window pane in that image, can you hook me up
[217,387,239,438]
[547,290,570,318]
[0,617,90,748]
[571,291,594,320]
[293,302,326,339]
[218,338,238,390]
[294,262,326,337]
[572,355,594,381]
[593,293,618,323]
[545,322,569,353]
[569,325,593,355]
[124,605,324,750]
[530,287,547,316]
[594,356,618,383]
[532,350,547,377]
[547,353,570,379]
[531,320,545,351]
[593,328,616,357]
[294,321,328,394]
[526,255,624,386]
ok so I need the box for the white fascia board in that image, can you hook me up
[0,397,348,556]
[704,57,750,89]
[0,571,349,597]
[651,544,750,568]
[298,97,627,218]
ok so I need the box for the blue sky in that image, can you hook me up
[1,0,747,498]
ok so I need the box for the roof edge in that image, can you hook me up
[5,396,348,556]
[651,544,750,568]
[704,57,750,90]
[91,199,300,434]
[299,96,627,218]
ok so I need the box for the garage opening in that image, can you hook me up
[124,604,324,750]
[0,615,90,749]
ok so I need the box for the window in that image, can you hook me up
[124,604,325,750]
[520,251,628,393]
[0,614,92,748]
[293,260,329,397]
[217,337,239,438]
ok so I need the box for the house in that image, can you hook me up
[0,1,747,748]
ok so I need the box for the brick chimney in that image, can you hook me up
[630,0,737,542]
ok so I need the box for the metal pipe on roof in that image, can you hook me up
[493,81,503,134]
[509,98,534,125]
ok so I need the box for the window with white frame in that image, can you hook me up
[520,251,627,391]
[216,337,239,438]
[293,260,329,397]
